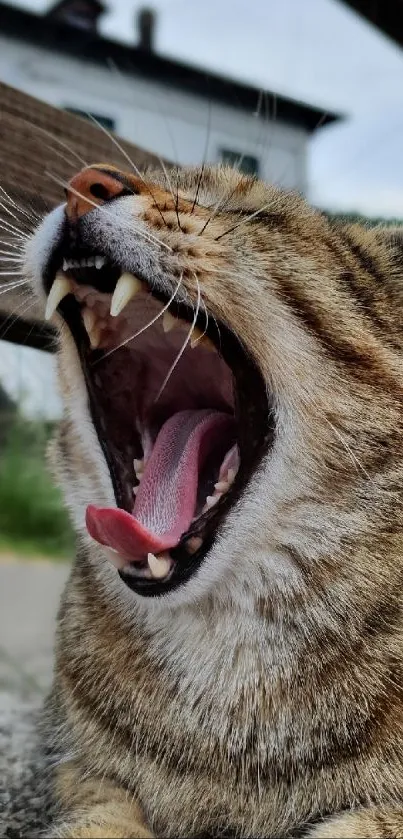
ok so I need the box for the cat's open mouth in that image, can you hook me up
[43,248,272,596]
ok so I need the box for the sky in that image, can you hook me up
[2,0,403,418]
[10,0,403,217]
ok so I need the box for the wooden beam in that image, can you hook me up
[0,81,161,349]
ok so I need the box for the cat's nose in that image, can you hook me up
[66,167,126,220]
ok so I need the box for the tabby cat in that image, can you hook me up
[23,162,403,837]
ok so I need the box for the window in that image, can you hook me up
[64,108,116,132]
[220,149,260,176]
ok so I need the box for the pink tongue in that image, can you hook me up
[86,409,233,561]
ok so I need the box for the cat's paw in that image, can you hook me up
[305,814,368,838]
[305,809,403,839]
[47,817,153,838]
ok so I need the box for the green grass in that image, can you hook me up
[0,419,74,560]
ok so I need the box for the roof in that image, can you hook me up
[0,1,338,132]
[342,0,403,50]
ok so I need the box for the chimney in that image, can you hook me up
[137,7,156,53]
[47,0,106,33]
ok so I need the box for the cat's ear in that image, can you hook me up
[371,225,403,251]
[332,221,403,313]
[335,221,403,276]
[368,226,403,283]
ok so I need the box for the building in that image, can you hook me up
[0,0,337,194]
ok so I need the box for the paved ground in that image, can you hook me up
[0,556,70,698]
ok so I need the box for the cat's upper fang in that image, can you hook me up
[110,272,143,317]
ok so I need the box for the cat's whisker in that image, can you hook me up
[203,151,271,236]
[0,231,29,246]
[0,187,41,223]
[197,183,242,236]
[295,382,373,484]
[0,239,25,250]
[197,164,256,237]
[214,203,272,241]
[123,62,193,230]
[0,270,25,277]
[0,279,28,294]
[263,92,277,179]
[42,140,83,171]
[16,117,88,167]
[0,236,27,248]
[188,271,209,345]
[198,96,267,233]
[85,113,169,231]
[154,276,201,404]
[157,157,182,231]
[191,98,212,214]
[0,248,25,257]
[158,113,181,218]
[105,60,181,228]
[0,199,32,227]
[324,417,372,481]
[96,274,183,364]
[0,251,24,260]
[0,294,35,342]
[278,111,329,190]
[227,88,268,178]
[0,219,30,239]
[4,291,32,311]
[208,312,222,354]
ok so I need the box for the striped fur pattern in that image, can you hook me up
[25,165,403,837]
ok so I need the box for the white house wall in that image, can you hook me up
[0,35,308,191]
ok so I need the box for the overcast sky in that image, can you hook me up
[11,0,403,217]
[2,0,403,418]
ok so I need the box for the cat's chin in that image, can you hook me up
[42,235,274,595]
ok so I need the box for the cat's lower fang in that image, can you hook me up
[147,552,172,579]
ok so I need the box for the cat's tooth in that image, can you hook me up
[162,311,178,333]
[206,493,222,508]
[133,458,144,472]
[186,536,203,554]
[218,445,240,482]
[110,272,142,317]
[82,307,96,336]
[190,326,204,348]
[82,311,103,349]
[45,274,73,320]
[147,552,171,579]
[190,328,216,352]
[133,458,144,479]
[89,323,102,349]
[95,255,105,269]
[214,480,229,493]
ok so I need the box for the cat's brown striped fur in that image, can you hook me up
[25,165,403,837]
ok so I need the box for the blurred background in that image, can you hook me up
[0,0,402,692]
